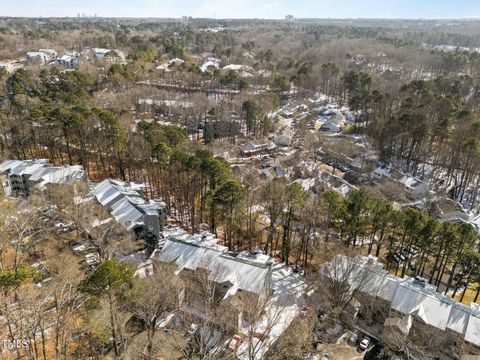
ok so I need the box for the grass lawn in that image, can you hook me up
[453,284,480,305]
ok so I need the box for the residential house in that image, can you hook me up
[401,175,429,199]
[0,159,86,197]
[38,49,57,59]
[317,171,357,196]
[91,178,166,241]
[323,255,480,356]
[242,141,275,156]
[242,51,256,59]
[156,58,185,72]
[434,198,470,224]
[26,49,57,64]
[279,103,306,118]
[373,164,429,200]
[153,234,274,330]
[320,114,346,133]
[222,64,253,72]
[93,48,126,61]
[307,93,328,105]
[261,165,285,181]
[26,51,51,64]
[93,48,111,58]
[373,164,391,179]
[274,134,291,147]
[222,64,254,77]
[64,50,79,57]
[200,57,221,72]
[56,55,79,69]
[0,62,15,73]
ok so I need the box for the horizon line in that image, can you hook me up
[2,16,480,21]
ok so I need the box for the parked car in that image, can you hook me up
[364,344,385,360]
[400,248,411,258]
[359,336,370,351]
[397,252,407,262]
[337,164,350,172]
[387,252,400,264]
[321,354,330,360]
[186,323,198,340]
[300,305,312,318]
[410,246,421,255]
[227,334,242,352]
[414,276,428,285]
[348,331,359,346]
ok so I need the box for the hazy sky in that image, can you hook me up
[3,0,480,19]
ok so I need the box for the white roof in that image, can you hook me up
[223,64,253,71]
[157,239,272,297]
[27,51,48,58]
[65,50,79,57]
[200,58,221,72]
[0,159,85,189]
[0,63,14,72]
[58,55,73,61]
[326,255,480,347]
[94,48,111,55]
[0,159,23,173]
[465,315,480,346]
[92,178,141,207]
[91,178,165,232]
[39,48,56,54]
[377,275,400,302]
[110,197,144,230]
[447,305,470,335]
[374,165,391,177]
[156,58,185,70]
[35,166,85,189]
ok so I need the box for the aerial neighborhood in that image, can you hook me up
[0,7,480,360]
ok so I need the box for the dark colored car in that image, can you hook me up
[364,344,385,360]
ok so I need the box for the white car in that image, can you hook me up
[227,334,242,352]
[358,336,370,350]
[186,323,198,339]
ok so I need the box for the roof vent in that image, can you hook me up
[413,276,427,288]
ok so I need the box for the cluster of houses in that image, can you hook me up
[0,159,165,243]
[145,226,306,358]
[0,47,127,74]
[0,159,86,197]
[2,158,479,358]
[371,163,480,231]
[0,158,307,357]
[26,48,80,68]
[324,255,480,357]
[373,164,430,200]
[268,95,357,154]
